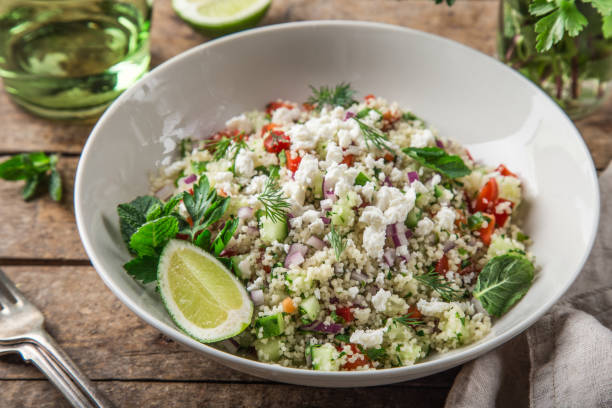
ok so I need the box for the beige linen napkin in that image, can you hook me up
[445,164,612,408]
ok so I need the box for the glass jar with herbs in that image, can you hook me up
[498,0,612,118]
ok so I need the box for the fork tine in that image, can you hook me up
[0,268,20,307]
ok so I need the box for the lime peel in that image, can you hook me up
[172,0,271,37]
[158,239,253,343]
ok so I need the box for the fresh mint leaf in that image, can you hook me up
[403,147,471,179]
[473,253,535,317]
[123,255,159,284]
[22,175,41,200]
[213,217,239,256]
[129,216,179,257]
[117,196,162,246]
[162,194,183,216]
[49,168,62,202]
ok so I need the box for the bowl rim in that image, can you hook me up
[75,20,600,381]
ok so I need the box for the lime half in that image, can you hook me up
[158,239,253,343]
[172,0,271,37]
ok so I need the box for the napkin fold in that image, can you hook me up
[445,164,612,408]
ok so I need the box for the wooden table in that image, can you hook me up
[0,1,610,406]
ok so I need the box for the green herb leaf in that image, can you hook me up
[49,168,62,202]
[583,0,612,16]
[22,175,41,200]
[401,111,422,122]
[603,15,612,38]
[529,0,557,16]
[365,347,387,361]
[415,270,462,301]
[328,224,347,261]
[258,177,291,223]
[307,82,358,111]
[129,216,179,257]
[183,176,216,225]
[334,333,350,343]
[559,0,588,36]
[403,147,471,179]
[354,118,395,153]
[117,196,163,247]
[467,212,487,230]
[212,217,239,256]
[123,255,159,284]
[473,253,535,317]
[392,315,424,327]
[532,0,588,52]
[194,229,212,252]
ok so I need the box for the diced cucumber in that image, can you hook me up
[315,141,328,158]
[389,342,422,366]
[331,192,359,227]
[308,343,341,371]
[255,313,285,338]
[255,338,283,362]
[434,185,444,198]
[416,192,432,208]
[259,215,288,244]
[497,175,522,204]
[354,172,370,186]
[313,171,323,199]
[405,208,422,229]
[299,296,320,321]
[231,255,249,279]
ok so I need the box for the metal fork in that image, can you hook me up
[0,268,113,407]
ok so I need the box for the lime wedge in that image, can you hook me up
[172,0,271,37]
[158,239,253,343]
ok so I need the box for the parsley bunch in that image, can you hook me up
[117,176,238,283]
[0,152,62,201]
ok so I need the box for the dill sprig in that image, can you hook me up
[257,178,291,223]
[307,82,358,111]
[328,224,346,261]
[392,315,424,327]
[210,137,232,161]
[414,271,461,301]
[353,118,395,153]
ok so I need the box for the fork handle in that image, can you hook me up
[17,343,94,407]
[30,330,114,408]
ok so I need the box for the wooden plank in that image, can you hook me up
[0,266,458,386]
[0,157,86,261]
[0,380,450,408]
[575,97,612,172]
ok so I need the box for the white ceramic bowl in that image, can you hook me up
[75,21,599,387]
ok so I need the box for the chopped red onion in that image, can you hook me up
[300,321,344,334]
[383,176,392,187]
[250,289,264,306]
[388,223,409,248]
[306,236,326,250]
[435,139,445,149]
[405,229,413,240]
[383,248,396,266]
[323,178,336,200]
[183,174,197,184]
[321,216,331,225]
[344,111,355,120]
[154,184,174,201]
[351,271,368,282]
[219,339,239,353]
[443,242,457,253]
[237,207,254,219]
[284,244,308,268]
[407,171,419,184]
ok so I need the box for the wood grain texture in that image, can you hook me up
[0,266,458,385]
[0,380,450,408]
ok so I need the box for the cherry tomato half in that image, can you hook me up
[263,130,291,153]
[496,164,517,178]
[337,344,372,371]
[435,254,449,276]
[475,178,499,213]
[478,213,496,246]
[265,101,293,115]
[335,307,354,323]
[285,150,301,172]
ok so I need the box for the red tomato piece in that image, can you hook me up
[496,164,517,178]
[364,94,376,101]
[302,103,315,111]
[406,305,423,320]
[341,154,355,167]
[478,213,495,246]
[335,307,354,323]
[263,130,291,153]
[475,178,499,213]
[265,101,293,115]
[285,150,301,172]
[383,153,395,162]
[435,254,449,276]
[338,344,372,371]
[493,198,514,228]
